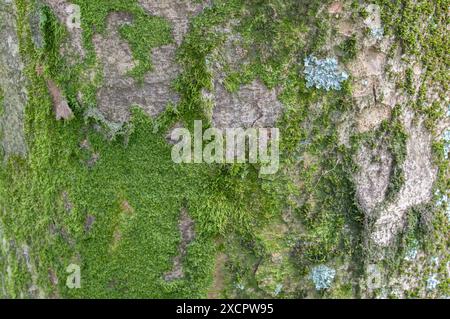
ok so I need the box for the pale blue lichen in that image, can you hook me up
[426,274,440,291]
[435,191,450,222]
[370,27,384,40]
[431,256,440,267]
[404,240,419,261]
[443,129,450,160]
[235,282,245,290]
[274,283,283,296]
[304,56,349,91]
[310,265,336,290]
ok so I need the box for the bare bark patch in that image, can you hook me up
[210,79,283,129]
[328,1,344,15]
[42,0,85,61]
[48,268,58,286]
[46,79,73,120]
[357,105,391,133]
[208,252,227,299]
[0,0,28,158]
[93,13,179,123]
[61,191,73,214]
[355,143,393,214]
[84,214,96,233]
[205,30,284,129]
[371,113,437,247]
[93,2,212,124]
[164,206,195,281]
[138,0,211,45]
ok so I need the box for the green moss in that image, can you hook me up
[385,124,408,200]
[39,4,67,72]
[376,0,449,90]
[1,0,287,298]
[0,86,4,116]
[404,67,414,95]
[339,34,358,62]
[359,8,369,19]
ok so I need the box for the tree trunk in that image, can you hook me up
[0,0,448,299]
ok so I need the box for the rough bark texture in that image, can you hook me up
[0,0,448,299]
